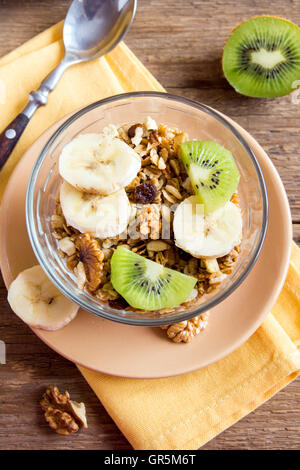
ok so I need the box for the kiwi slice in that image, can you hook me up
[110,247,197,311]
[180,140,240,213]
[222,16,300,98]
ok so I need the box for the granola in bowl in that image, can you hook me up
[52,116,242,324]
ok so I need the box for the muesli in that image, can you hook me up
[52,117,242,328]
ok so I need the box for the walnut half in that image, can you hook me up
[161,313,210,343]
[41,385,88,435]
[77,233,104,292]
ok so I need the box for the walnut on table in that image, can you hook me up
[40,385,88,435]
[161,313,210,343]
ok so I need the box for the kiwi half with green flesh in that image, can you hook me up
[180,140,240,214]
[222,16,300,98]
[110,247,197,311]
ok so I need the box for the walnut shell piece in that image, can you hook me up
[77,233,104,291]
[41,385,88,435]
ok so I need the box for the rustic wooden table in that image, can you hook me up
[0,0,299,450]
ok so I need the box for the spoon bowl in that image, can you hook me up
[64,0,137,61]
[0,0,137,171]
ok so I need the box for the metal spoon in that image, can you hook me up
[0,0,137,170]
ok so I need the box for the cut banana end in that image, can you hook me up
[174,196,242,258]
[7,265,79,331]
[60,181,131,239]
[59,133,141,195]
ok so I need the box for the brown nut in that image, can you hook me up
[161,313,210,343]
[41,385,88,435]
[77,233,104,291]
[128,123,143,139]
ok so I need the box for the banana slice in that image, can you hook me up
[7,265,79,331]
[174,196,242,258]
[59,133,141,195]
[60,181,131,239]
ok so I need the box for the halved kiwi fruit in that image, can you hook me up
[180,140,240,214]
[110,247,197,311]
[222,16,300,98]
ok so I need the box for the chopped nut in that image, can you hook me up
[40,385,88,435]
[203,257,220,274]
[131,126,143,146]
[173,132,188,148]
[118,125,131,143]
[160,147,169,162]
[158,157,167,170]
[146,240,169,252]
[58,237,76,256]
[77,233,104,291]
[51,214,65,230]
[76,261,87,290]
[128,123,143,139]
[144,115,158,131]
[162,313,209,343]
[149,129,160,145]
[150,148,159,166]
[209,271,227,285]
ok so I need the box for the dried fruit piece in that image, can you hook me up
[40,385,88,435]
[108,297,129,310]
[77,233,104,291]
[133,182,157,204]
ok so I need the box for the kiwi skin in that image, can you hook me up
[222,15,300,98]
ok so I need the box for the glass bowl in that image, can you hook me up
[26,92,268,326]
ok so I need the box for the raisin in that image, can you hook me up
[128,124,143,139]
[133,182,157,204]
[177,248,191,261]
[108,297,129,310]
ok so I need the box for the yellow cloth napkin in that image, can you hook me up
[0,22,300,450]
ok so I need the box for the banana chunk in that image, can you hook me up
[7,265,79,331]
[59,133,141,195]
[174,196,242,258]
[60,181,131,239]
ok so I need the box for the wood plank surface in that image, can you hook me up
[0,0,299,450]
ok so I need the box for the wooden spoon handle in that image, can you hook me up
[0,113,29,170]
[0,58,71,172]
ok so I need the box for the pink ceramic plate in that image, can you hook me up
[0,116,292,378]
